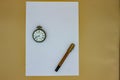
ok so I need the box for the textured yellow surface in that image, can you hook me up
[0,0,119,80]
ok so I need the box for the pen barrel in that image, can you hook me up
[58,43,75,66]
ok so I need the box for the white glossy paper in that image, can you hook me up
[26,2,79,76]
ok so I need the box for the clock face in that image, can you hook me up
[33,29,46,42]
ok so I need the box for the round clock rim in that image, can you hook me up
[32,29,47,43]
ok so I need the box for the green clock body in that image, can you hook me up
[32,26,46,43]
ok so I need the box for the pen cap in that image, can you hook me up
[67,43,75,53]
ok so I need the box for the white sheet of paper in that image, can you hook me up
[26,2,79,76]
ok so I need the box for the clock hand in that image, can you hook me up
[34,35,40,39]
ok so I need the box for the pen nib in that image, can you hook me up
[55,65,60,72]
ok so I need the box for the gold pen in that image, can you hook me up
[55,43,75,72]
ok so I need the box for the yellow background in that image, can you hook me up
[0,0,119,80]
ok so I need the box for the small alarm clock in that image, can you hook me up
[32,26,46,43]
